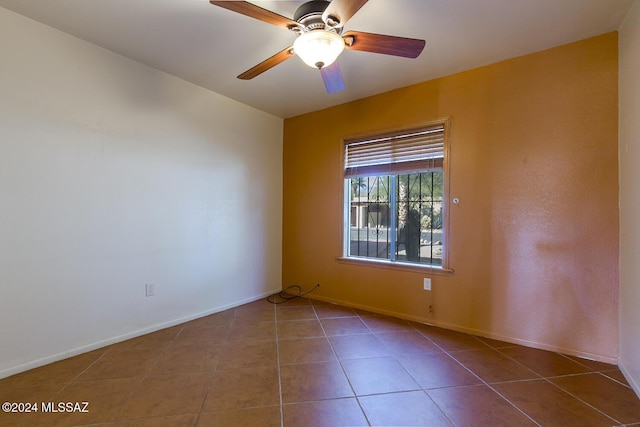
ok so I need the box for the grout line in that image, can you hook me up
[483,383,543,427]
[485,346,627,426]
[465,346,544,427]
[598,371,635,389]
[191,309,234,427]
[541,376,624,426]
[422,389,458,427]
[47,347,114,402]
[107,324,189,424]
[313,303,372,427]
[192,362,220,427]
[410,326,543,427]
[274,299,285,427]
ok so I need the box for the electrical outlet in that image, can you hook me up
[145,283,155,297]
[423,278,432,291]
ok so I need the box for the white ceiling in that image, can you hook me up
[0,0,633,118]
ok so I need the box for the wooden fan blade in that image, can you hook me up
[343,30,425,58]
[320,62,345,93]
[238,47,294,80]
[210,1,299,30]
[322,0,368,28]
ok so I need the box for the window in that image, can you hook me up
[343,121,449,269]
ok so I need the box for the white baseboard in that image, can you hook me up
[619,361,640,399]
[306,294,618,365]
[0,289,280,380]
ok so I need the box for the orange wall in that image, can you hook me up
[283,32,619,362]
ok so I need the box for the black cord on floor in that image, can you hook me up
[266,284,320,304]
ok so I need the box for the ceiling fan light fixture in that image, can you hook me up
[293,30,345,69]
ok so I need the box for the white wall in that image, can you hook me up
[619,0,640,397]
[0,8,283,377]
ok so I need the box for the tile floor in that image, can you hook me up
[1,297,639,427]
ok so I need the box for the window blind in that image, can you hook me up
[344,124,445,178]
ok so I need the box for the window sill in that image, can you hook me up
[336,257,454,276]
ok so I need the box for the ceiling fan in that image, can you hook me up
[210,0,426,93]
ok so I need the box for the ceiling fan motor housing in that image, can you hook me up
[294,0,341,31]
[294,1,329,21]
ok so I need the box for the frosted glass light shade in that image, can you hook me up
[293,30,345,69]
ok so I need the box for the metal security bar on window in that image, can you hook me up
[348,172,443,265]
[349,176,392,260]
[344,122,447,267]
[394,172,443,265]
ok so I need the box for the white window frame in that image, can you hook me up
[340,119,452,274]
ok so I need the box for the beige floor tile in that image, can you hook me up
[415,324,489,351]
[115,373,211,420]
[451,348,540,383]
[320,317,370,336]
[360,315,414,333]
[278,337,336,365]
[359,390,453,426]
[375,330,441,355]
[233,305,276,323]
[226,321,276,342]
[170,324,230,348]
[76,349,160,381]
[329,333,390,360]
[216,340,278,369]
[550,373,640,424]
[497,345,592,377]
[103,414,198,426]
[277,319,325,340]
[0,384,62,427]
[341,357,420,396]
[283,398,368,427]
[493,378,619,427]
[203,365,279,411]
[197,406,281,427]
[24,377,141,427]
[428,384,538,427]
[398,352,482,389]
[150,344,219,375]
[564,354,619,372]
[602,368,632,386]
[276,306,317,321]
[312,303,358,319]
[280,361,354,403]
